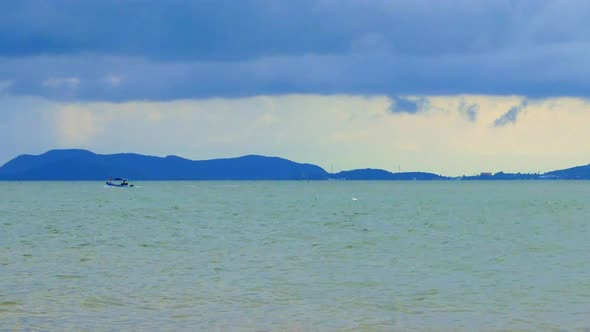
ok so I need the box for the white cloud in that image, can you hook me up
[0,80,12,93]
[0,95,59,163]
[55,105,103,146]
[104,74,123,87]
[3,94,590,176]
[42,77,80,89]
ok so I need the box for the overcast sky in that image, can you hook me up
[2,0,590,175]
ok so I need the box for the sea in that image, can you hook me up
[1,181,590,331]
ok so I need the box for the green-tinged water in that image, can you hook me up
[1,181,590,331]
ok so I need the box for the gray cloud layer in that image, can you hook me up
[1,0,590,100]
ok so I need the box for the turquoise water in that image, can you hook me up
[1,181,590,331]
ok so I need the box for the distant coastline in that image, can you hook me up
[0,149,589,180]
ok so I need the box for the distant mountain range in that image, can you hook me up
[0,149,589,180]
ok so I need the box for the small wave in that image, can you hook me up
[0,301,22,313]
[82,296,128,308]
[55,274,83,279]
[0,301,21,306]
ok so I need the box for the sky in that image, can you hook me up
[2,0,590,176]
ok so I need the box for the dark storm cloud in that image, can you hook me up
[0,1,510,58]
[1,0,590,100]
[494,100,528,127]
[459,102,479,122]
[390,96,430,114]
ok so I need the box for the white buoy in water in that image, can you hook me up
[352,197,358,201]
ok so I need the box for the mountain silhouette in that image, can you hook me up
[3,149,585,180]
[0,149,329,180]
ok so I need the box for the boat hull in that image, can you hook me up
[105,181,134,187]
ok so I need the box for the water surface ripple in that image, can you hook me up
[1,181,590,331]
